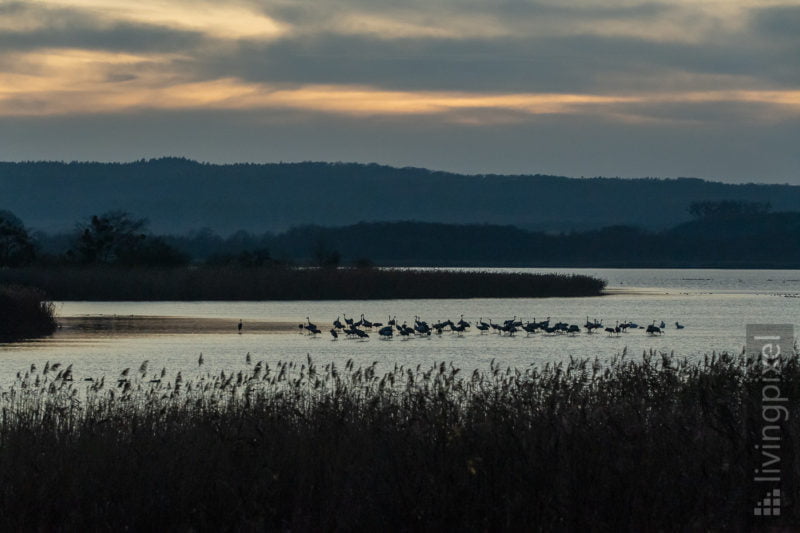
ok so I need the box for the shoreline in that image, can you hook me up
[0,267,606,300]
[603,287,668,296]
[46,286,772,337]
[49,287,722,336]
[58,316,300,335]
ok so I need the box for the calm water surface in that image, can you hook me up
[2,268,798,384]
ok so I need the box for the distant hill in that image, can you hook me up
[2,158,799,234]
[166,214,799,268]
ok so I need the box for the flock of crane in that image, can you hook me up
[298,314,685,339]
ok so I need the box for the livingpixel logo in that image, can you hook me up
[746,324,794,519]
[753,488,781,517]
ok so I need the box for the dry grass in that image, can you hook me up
[0,350,797,530]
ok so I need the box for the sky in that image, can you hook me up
[0,0,798,183]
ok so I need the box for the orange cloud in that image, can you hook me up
[32,0,290,40]
[1,48,799,122]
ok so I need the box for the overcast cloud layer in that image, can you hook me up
[0,0,798,182]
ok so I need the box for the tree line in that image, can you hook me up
[4,158,800,235]
[2,201,799,268]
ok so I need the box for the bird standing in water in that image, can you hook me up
[238,319,243,334]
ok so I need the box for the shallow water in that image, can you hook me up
[1,268,798,385]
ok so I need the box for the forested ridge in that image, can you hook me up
[2,158,799,233]
[3,203,799,268]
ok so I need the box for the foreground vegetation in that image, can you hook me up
[0,352,797,530]
[0,285,57,341]
[0,267,606,300]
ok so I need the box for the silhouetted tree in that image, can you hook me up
[77,211,147,263]
[352,257,374,269]
[75,211,187,266]
[116,237,189,267]
[0,210,36,267]
[313,240,341,269]
[688,200,771,219]
[205,248,277,268]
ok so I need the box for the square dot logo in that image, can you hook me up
[753,488,781,517]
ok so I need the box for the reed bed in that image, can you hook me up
[0,266,606,300]
[0,285,57,341]
[0,351,797,530]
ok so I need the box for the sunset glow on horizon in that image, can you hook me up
[0,0,798,181]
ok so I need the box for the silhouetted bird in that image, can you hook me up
[360,314,373,328]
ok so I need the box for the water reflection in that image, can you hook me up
[1,269,798,386]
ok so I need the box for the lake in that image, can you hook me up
[1,268,798,385]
